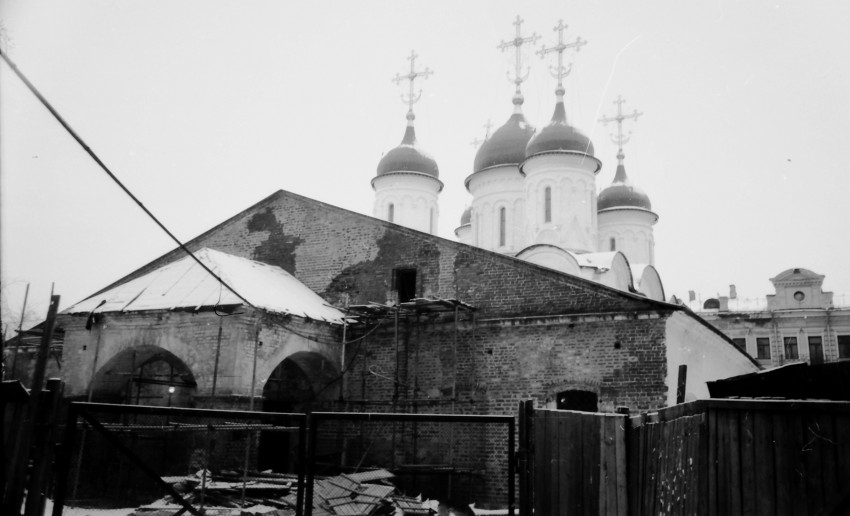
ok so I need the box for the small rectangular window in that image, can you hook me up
[756,337,771,360]
[609,237,616,251]
[732,338,746,350]
[784,336,799,360]
[393,268,416,303]
[838,335,850,359]
[808,336,824,365]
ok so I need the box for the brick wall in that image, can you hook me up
[64,189,680,506]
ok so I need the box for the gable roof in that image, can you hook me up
[64,247,346,324]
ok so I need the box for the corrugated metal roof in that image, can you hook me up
[63,248,345,324]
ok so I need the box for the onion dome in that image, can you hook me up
[459,206,472,225]
[376,113,439,178]
[472,97,536,173]
[597,160,652,211]
[526,88,594,157]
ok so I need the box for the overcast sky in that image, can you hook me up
[2,0,849,326]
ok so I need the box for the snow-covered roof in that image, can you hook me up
[63,248,346,324]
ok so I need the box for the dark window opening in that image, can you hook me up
[609,237,616,251]
[732,337,746,350]
[703,298,720,309]
[394,268,417,303]
[784,336,799,360]
[756,337,771,359]
[388,203,394,223]
[544,187,552,223]
[556,390,598,412]
[808,336,824,365]
[839,335,850,359]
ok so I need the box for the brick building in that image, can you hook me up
[49,189,759,502]
[58,189,757,412]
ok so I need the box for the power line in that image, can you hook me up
[0,48,256,311]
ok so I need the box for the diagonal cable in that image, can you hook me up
[0,48,256,309]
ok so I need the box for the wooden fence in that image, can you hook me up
[525,399,850,516]
[532,408,628,516]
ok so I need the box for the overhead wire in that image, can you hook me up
[0,48,256,311]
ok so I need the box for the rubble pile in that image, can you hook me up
[132,469,434,516]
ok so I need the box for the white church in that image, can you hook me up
[371,17,664,302]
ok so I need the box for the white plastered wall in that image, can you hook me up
[664,311,760,406]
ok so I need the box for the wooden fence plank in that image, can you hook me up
[596,419,611,516]
[790,411,809,516]
[707,408,718,516]
[728,408,743,516]
[836,412,850,486]
[803,411,826,516]
[815,411,839,510]
[772,411,793,516]
[614,416,627,516]
[740,409,756,516]
[752,410,776,515]
[585,412,597,516]
[534,410,549,516]
[560,413,572,516]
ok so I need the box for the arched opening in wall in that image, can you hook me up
[88,345,197,406]
[259,351,339,472]
[610,237,616,251]
[388,203,395,223]
[544,186,552,223]
[556,389,598,412]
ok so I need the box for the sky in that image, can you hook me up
[2,0,849,329]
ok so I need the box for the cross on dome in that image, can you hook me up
[392,50,433,122]
[498,15,540,106]
[537,19,586,92]
[599,95,643,164]
[470,120,494,148]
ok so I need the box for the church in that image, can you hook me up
[38,16,761,502]
[372,17,663,301]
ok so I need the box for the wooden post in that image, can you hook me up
[518,399,534,516]
[24,378,64,516]
[677,364,688,404]
[4,294,59,516]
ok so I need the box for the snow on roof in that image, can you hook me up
[63,248,346,324]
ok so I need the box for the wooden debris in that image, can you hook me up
[138,468,434,516]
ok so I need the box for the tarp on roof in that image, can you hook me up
[63,248,345,324]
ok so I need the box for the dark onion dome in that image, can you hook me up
[472,107,536,173]
[525,98,595,157]
[376,121,439,178]
[459,206,472,225]
[597,162,653,211]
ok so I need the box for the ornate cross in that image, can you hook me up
[599,95,643,159]
[498,15,540,95]
[470,120,494,147]
[393,50,433,113]
[537,19,586,88]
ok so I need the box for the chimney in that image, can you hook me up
[729,284,737,299]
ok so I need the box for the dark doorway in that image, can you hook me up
[556,390,598,412]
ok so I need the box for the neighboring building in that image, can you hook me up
[688,268,850,368]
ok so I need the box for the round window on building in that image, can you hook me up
[793,291,805,302]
